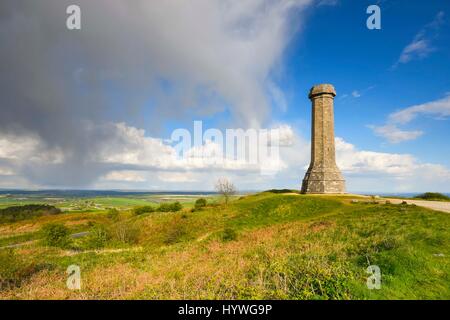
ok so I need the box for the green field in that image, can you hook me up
[0,192,449,299]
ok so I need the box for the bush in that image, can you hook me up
[134,206,155,215]
[194,198,207,210]
[109,221,140,245]
[163,217,186,244]
[157,202,182,212]
[414,192,450,201]
[41,223,71,248]
[221,227,237,242]
[107,208,120,221]
[83,225,109,249]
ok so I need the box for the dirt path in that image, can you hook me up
[384,198,450,213]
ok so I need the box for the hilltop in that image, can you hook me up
[0,191,449,299]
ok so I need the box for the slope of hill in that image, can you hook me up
[0,192,449,299]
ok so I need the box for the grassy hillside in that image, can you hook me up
[0,192,449,299]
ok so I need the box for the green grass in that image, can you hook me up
[0,193,448,299]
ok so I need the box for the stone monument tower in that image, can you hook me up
[301,84,345,194]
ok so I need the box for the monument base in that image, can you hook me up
[301,179,346,194]
[301,167,346,194]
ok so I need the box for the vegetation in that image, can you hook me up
[0,205,61,223]
[215,178,236,204]
[40,223,71,248]
[265,189,299,194]
[106,208,120,220]
[134,206,155,215]
[0,192,448,299]
[108,221,140,245]
[0,250,47,291]
[221,227,237,242]
[414,192,450,201]
[82,225,109,249]
[157,202,182,212]
[194,198,207,210]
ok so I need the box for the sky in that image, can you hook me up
[0,0,449,193]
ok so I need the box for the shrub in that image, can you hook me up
[107,208,120,221]
[194,198,207,210]
[157,201,182,212]
[41,223,71,248]
[83,225,109,249]
[414,192,450,201]
[163,217,186,244]
[134,206,155,215]
[221,227,237,242]
[109,221,140,245]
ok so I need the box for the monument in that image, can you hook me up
[301,84,346,194]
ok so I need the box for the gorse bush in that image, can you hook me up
[194,198,207,210]
[157,202,182,212]
[109,221,140,245]
[83,225,109,249]
[221,227,237,242]
[41,223,71,248]
[134,206,155,215]
[107,208,120,221]
[163,216,186,244]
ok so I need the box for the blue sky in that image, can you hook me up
[0,0,449,192]
[275,0,450,166]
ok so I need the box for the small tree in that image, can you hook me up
[215,178,236,204]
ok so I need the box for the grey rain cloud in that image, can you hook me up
[0,0,312,187]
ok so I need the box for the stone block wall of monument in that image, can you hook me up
[301,84,346,194]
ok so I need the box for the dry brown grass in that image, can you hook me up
[0,218,340,300]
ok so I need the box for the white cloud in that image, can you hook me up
[0,132,64,164]
[317,0,339,6]
[102,171,146,182]
[2,123,448,192]
[335,137,450,192]
[351,90,361,98]
[157,172,198,183]
[394,11,444,66]
[368,124,423,143]
[388,95,450,124]
[370,94,450,143]
[398,39,434,64]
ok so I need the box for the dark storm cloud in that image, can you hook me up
[0,0,311,187]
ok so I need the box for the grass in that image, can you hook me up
[0,192,448,299]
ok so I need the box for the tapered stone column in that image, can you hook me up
[301,84,345,194]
